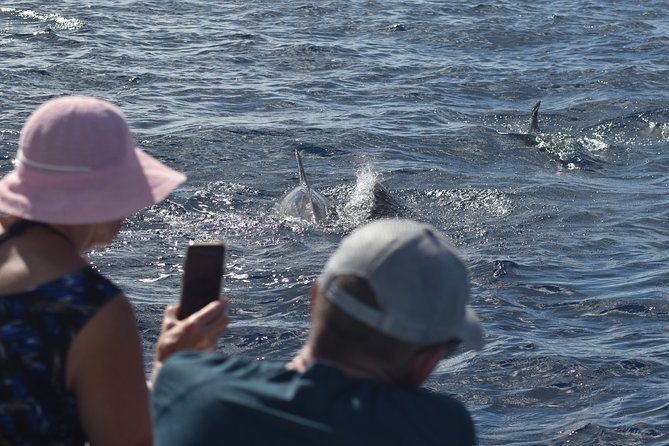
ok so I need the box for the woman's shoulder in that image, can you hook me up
[1,266,120,300]
[40,266,121,298]
[0,223,91,294]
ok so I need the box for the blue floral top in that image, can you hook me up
[0,267,119,445]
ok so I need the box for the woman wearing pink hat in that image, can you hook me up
[0,96,229,445]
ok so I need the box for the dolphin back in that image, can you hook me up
[277,185,327,222]
[370,182,404,219]
[276,150,327,223]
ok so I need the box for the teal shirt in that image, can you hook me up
[151,352,476,445]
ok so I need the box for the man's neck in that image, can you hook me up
[286,345,399,386]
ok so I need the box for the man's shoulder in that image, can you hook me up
[367,382,473,422]
[412,385,471,411]
[298,363,476,445]
[151,353,289,427]
[413,387,474,425]
[158,351,284,385]
[381,387,476,445]
[163,351,253,371]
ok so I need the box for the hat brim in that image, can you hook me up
[0,148,185,224]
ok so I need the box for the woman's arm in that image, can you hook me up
[66,295,152,446]
[66,293,230,445]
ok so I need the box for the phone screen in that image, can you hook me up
[177,242,226,319]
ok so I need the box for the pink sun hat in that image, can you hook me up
[0,96,186,224]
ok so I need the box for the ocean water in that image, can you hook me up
[1,1,667,444]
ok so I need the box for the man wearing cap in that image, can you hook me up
[151,218,483,445]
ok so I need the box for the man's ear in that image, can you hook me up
[308,281,319,315]
[407,346,446,388]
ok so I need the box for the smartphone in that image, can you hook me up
[177,242,226,320]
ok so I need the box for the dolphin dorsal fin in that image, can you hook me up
[528,100,541,133]
[295,149,310,188]
[295,150,318,223]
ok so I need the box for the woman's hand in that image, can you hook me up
[151,298,229,385]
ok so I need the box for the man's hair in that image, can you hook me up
[309,275,458,385]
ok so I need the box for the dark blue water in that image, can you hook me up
[1,2,668,444]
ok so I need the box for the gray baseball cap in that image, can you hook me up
[319,219,483,350]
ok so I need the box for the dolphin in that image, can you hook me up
[369,181,404,219]
[521,100,541,145]
[502,100,601,170]
[276,150,328,223]
[341,167,406,222]
[528,100,541,133]
[500,100,542,145]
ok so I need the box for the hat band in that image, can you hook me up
[323,280,385,329]
[323,280,429,343]
[16,151,93,173]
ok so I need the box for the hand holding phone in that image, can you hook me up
[177,242,226,320]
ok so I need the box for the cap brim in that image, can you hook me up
[460,307,484,351]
